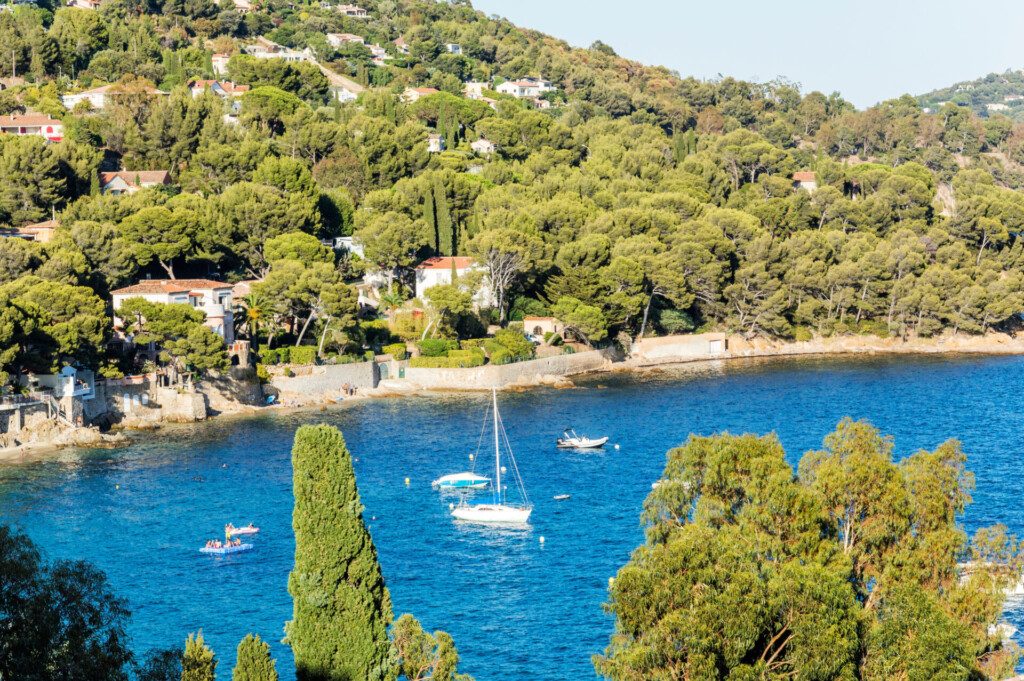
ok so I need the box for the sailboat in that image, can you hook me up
[452,389,532,524]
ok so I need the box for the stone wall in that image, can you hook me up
[400,349,613,390]
[0,403,51,435]
[629,333,731,366]
[267,362,378,406]
[198,369,264,414]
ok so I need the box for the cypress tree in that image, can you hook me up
[182,631,216,681]
[434,180,454,256]
[423,184,438,253]
[285,425,394,681]
[233,634,278,681]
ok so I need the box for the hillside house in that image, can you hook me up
[188,80,249,98]
[415,257,495,308]
[61,83,166,110]
[368,44,389,65]
[792,171,818,192]
[523,316,563,341]
[496,77,555,99]
[470,138,496,155]
[393,37,409,55]
[445,43,462,55]
[231,0,251,12]
[427,133,445,153]
[211,53,231,76]
[111,279,234,342]
[402,87,439,103]
[9,219,58,242]
[463,81,489,99]
[318,64,364,103]
[0,114,63,141]
[326,32,364,47]
[245,37,313,62]
[67,0,101,8]
[334,3,367,17]
[100,170,171,195]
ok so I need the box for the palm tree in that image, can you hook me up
[379,286,404,317]
[236,292,268,350]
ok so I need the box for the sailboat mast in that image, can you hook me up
[492,388,501,504]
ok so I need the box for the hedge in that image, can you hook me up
[382,343,407,360]
[417,338,458,357]
[408,353,485,368]
[290,346,317,366]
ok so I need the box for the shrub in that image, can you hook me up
[447,349,485,367]
[360,319,394,347]
[561,345,576,355]
[255,363,270,383]
[290,346,317,366]
[655,308,696,334]
[793,326,813,342]
[857,319,890,338]
[382,343,407,360]
[460,338,485,350]
[259,348,279,365]
[277,347,291,364]
[364,349,376,361]
[492,328,534,361]
[489,348,512,365]
[417,338,457,357]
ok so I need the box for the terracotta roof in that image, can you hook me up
[0,114,63,127]
[416,256,475,270]
[19,219,58,231]
[112,279,232,295]
[792,171,817,182]
[100,170,170,187]
[523,316,558,322]
[393,37,407,46]
[411,87,439,94]
[189,80,250,94]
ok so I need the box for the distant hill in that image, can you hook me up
[918,69,1024,120]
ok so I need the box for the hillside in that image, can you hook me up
[918,68,1024,121]
[1,0,1024,382]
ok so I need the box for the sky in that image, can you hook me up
[471,0,1024,109]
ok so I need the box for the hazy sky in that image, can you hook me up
[472,0,1024,109]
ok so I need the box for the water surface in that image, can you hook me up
[2,354,1024,679]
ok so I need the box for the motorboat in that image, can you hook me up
[432,472,491,490]
[452,389,532,525]
[553,494,571,501]
[200,542,253,555]
[556,429,608,449]
[226,523,259,536]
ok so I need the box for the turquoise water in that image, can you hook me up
[2,355,1024,679]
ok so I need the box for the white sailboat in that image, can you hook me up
[452,389,532,524]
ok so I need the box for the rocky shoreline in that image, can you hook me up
[3,331,1023,464]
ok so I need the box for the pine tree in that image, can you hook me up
[182,631,216,681]
[233,634,278,681]
[285,425,394,681]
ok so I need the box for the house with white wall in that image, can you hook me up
[111,279,235,342]
[99,170,171,195]
[402,86,439,103]
[0,114,63,141]
[334,3,367,17]
[415,257,495,308]
[496,77,555,99]
[61,83,166,110]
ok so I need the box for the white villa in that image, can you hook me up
[496,77,556,99]
[61,83,166,110]
[318,64,365,103]
[0,114,63,141]
[463,81,488,99]
[427,133,444,153]
[326,32,364,48]
[334,3,367,17]
[792,171,818,193]
[211,53,231,76]
[111,279,235,342]
[188,80,249,98]
[99,170,171,195]
[445,43,462,55]
[415,256,495,308]
[402,86,440,103]
[470,138,496,155]
[245,37,314,62]
[393,37,409,55]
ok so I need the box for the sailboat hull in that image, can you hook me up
[452,504,532,524]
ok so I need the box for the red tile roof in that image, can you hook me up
[100,170,171,187]
[0,114,63,127]
[792,171,817,182]
[416,256,475,270]
[111,279,231,295]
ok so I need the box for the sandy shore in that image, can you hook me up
[3,331,1023,464]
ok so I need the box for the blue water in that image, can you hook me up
[2,354,1024,679]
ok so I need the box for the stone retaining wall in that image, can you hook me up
[401,349,612,390]
[267,362,377,405]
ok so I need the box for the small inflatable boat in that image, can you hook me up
[200,543,253,555]
[226,524,260,536]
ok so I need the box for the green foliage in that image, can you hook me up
[417,338,457,357]
[391,614,474,681]
[289,345,317,366]
[0,524,133,681]
[182,632,216,681]
[117,298,228,377]
[232,634,278,681]
[285,425,394,681]
[382,342,408,360]
[599,419,1021,680]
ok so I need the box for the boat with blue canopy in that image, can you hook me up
[432,472,491,490]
